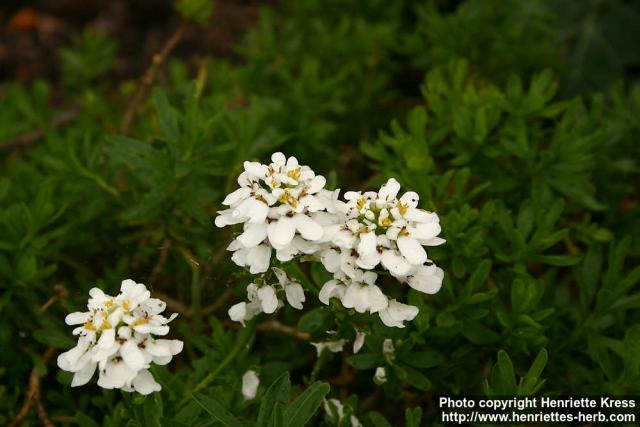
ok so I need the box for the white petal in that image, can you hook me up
[379,178,401,201]
[97,329,116,349]
[247,199,269,224]
[397,236,427,265]
[293,214,324,241]
[65,312,90,325]
[267,217,296,248]
[229,302,247,323]
[357,231,377,256]
[243,161,267,179]
[132,369,162,395]
[407,222,441,240]
[98,360,136,389]
[422,236,447,246]
[257,286,278,314]
[307,175,326,193]
[121,340,147,371]
[399,192,419,208]
[238,223,268,248]
[242,370,260,400]
[272,267,288,286]
[271,152,286,164]
[285,283,305,310]
[319,280,345,305]
[380,250,412,276]
[408,266,443,294]
[353,331,366,354]
[404,208,434,222]
[223,187,251,206]
[71,362,96,387]
[248,245,271,274]
[120,279,137,294]
[366,285,389,313]
[342,285,368,313]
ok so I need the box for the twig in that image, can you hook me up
[256,320,310,341]
[0,108,79,152]
[220,319,311,341]
[121,21,188,133]
[36,398,55,427]
[8,347,56,427]
[202,290,232,316]
[39,284,69,313]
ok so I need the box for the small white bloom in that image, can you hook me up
[374,367,387,384]
[273,267,306,310]
[257,285,279,314]
[58,280,182,394]
[353,330,366,354]
[324,398,363,427]
[242,370,260,400]
[311,339,347,356]
[378,300,419,328]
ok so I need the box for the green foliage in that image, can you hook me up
[0,0,639,425]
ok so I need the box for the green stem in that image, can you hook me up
[179,320,256,407]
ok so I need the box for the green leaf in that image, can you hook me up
[76,412,101,427]
[369,412,393,427]
[405,407,423,427]
[487,350,517,396]
[465,259,492,295]
[283,382,330,427]
[397,365,431,391]
[347,353,384,370]
[191,393,243,427]
[624,325,640,379]
[33,328,75,349]
[520,348,548,395]
[257,372,291,427]
[403,350,445,369]
[297,308,332,335]
[153,90,180,143]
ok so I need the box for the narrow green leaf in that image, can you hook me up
[283,382,330,427]
[192,393,243,427]
[257,372,291,427]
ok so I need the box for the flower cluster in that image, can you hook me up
[57,280,183,395]
[218,153,445,328]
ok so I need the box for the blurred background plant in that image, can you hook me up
[1,0,639,425]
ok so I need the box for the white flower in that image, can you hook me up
[353,331,366,354]
[311,339,347,356]
[242,370,260,400]
[332,178,445,280]
[320,271,388,314]
[228,283,280,325]
[378,300,419,328]
[57,280,182,395]
[272,267,305,309]
[324,398,363,427]
[374,367,387,385]
[318,279,347,305]
[216,152,332,271]
[405,264,444,294]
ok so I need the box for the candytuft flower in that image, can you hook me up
[242,370,260,400]
[57,280,182,395]
[216,152,333,273]
[219,153,446,330]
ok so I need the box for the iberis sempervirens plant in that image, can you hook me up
[216,152,445,332]
[57,280,183,394]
